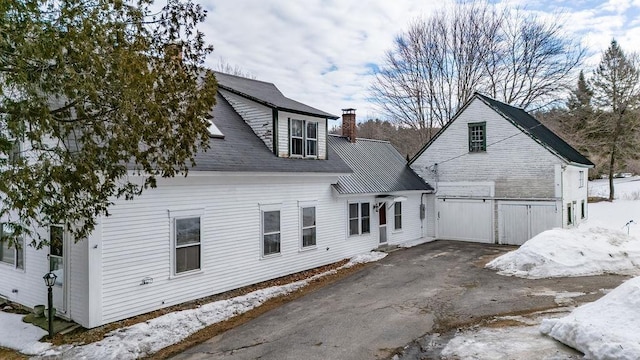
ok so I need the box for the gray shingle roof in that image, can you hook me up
[188,94,352,173]
[214,72,339,119]
[475,93,594,166]
[410,93,595,167]
[329,135,433,194]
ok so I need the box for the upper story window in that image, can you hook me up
[579,171,584,188]
[290,119,317,158]
[468,122,486,152]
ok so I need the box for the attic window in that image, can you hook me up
[207,120,224,138]
[468,122,486,152]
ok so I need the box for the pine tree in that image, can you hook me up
[588,40,640,200]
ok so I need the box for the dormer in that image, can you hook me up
[214,72,337,160]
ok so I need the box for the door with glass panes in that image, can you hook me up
[49,225,66,313]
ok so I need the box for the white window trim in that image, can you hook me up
[348,201,371,237]
[393,202,403,232]
[298,200,318,251]
[169,208,204,278]
[260,203,282,259]
[289,118,319,159]
[0,223,25,271]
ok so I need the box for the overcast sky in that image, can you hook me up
[200,0,640,123]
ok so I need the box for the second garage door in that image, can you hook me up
[498,202,560,245]
[437,198,493,243]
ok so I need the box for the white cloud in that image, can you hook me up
[199,0,640,121]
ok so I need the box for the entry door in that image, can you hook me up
[378,202,387,244]
[49,225,66,313]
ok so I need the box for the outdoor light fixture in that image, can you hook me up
[43,272,57,339]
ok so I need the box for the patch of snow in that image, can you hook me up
[486,226,640,278]
[540,276,640,360]
[31,250,387,359]
[346,251,387,266]
[0,312,51,355]
[441,323,580,360]
[531,290,586,306]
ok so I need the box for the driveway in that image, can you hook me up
[172,240,628,360]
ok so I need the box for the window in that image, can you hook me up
[579,171,584,188]
[394,202,402,230]
[0,223,24,270]
[262,209,281,256]
[348,202,370,236]
[567,203,573,225]
[290,119,318,157]
[9,140,21,163]
[301,206,316,248]
[581,200,586,219]
[468,122,486,152]
[175,217,201,274]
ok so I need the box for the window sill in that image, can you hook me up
[348,232,371,238]
[299,245,317,252]
[392,229,403,234]
[170,269,204,280]
[260,253,282,260]
[0,262,25,272]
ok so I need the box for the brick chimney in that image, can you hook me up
[342,108,356,143]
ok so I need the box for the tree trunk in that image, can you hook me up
[608,144,616,201]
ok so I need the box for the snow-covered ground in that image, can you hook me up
[473,177,640,359]
[1,251,387,358]
[589,176,640,200]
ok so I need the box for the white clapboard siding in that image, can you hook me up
[219,89,274,151]
[385,192,424,245]
[97,175,380,325]
[277,110,328,159]
[411,98,560,198]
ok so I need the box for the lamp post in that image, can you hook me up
[43,272,57,339]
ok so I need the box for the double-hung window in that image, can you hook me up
[175,217,201,274]
[579,171,584,188]
[394,202,402,230]
[262,206,281,256]
[290,119,318,157]
[0,223,24,270]
[300,205,316,248]
[468,122,486,152]
[348,202,370,236]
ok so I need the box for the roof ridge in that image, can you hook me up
[213,71,276,87]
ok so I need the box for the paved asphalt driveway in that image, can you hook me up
[173,240,628,360]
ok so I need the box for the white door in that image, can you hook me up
[437,198,493,243]
[499,202,560,245]
[49,225,66,314]
[378,202,387,244]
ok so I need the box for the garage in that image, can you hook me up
[436,198,493,243]
[498,202,560,245]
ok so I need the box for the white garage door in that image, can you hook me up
[499,202,560,245]
[437,198,493,243]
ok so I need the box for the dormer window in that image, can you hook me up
[290,119,317,158]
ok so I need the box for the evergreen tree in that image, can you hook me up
[588,40,640,200]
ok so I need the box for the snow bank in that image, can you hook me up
[36,251,386,359]
[589,176,640,200]
[0,312,51,355]
[540,276,640,359]
[486,227,640,278]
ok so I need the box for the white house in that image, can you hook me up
[0,72,432,329]
[410,93,594,246]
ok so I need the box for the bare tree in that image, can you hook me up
[588,40,640,200]
[370,1,583,137]
[215,58,256,79]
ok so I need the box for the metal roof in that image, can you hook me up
[185,94,352,173]
[214,72,339,119]
[329,135,433,194]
